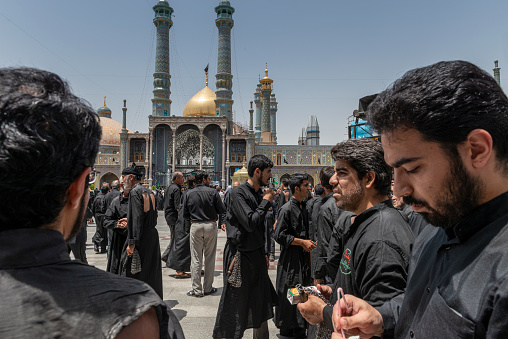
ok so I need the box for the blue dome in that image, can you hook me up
[97,105,112,118]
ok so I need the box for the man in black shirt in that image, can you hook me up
[122,163,164,299]
[277,178,292,214]
[0,68,182,338]
[162,172,184,262]
[314,165,347,285]
[274,173,316,338]
[182,170,226,298]
[92,182,110,253]
[298,138,414,331]
[214,155,278,339]
[103,179,121,257]
[103,182,130,274]
[331,61,508,339]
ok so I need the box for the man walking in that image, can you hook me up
[213,155,278,339]
[162,172,184,262]
[92,182,109,254]
[181,170,226,297]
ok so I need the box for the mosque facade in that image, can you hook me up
[94,0,336,188]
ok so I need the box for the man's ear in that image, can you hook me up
[466,129,493,169]
[364,171,376,189]
[67,167,91,209]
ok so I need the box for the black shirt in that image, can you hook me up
[323,200,414,330]
[164,183,182,226]
[104,189,121,211]
[103,194,129,230]
[181,184,226,225]
[315,193,344,281]
[378,191,508,338]
[228,182,271,252]
[0,228,183,339]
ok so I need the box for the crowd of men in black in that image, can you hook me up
[2,60,508,339]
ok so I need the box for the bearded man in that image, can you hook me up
[331,61,508,339]
[297,138,414,331]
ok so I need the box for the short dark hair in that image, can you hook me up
[247,154,273,177]
[319,166,334,190]
[281,178,289,188]
[0,67,101,230]
[100,183,110,194]
[367,60,508,171]
[186,175,196,187]
[194,170,208,184]
[289,173,309,194]
[314,184,324,196]
[331,139,391,196]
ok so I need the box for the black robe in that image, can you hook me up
[273,197,312,331]
[166,188,192,272]
[103,194,129,274]
[213,182,278,339]
[121,183,163,299]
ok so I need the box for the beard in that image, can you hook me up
[336,181,364,213]
[403,156,484,229]
[258,175,268,187]
[66,187,87,241]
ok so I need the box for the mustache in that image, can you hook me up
[403,195,428,207]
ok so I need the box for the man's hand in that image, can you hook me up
[126,244,135,256]
[316,283,332,299]
[301,239,317,252]
[297,295,327,325]
[116,217,127,229]
[273,220,277,230]
[332,294,383,339]
[263,188,275,202]
[221,224,226,231]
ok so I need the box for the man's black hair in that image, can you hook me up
[314,184,324,196]
[0,67,101,230]
[331,138,391,196]
[319,166,334,190]
[194,170,208,184]
[100,184,110,194]
[289,173,309,194]
[367,60,508,171]
[281,178,289,188]
[186,174,196,187]
[247,154,273,177]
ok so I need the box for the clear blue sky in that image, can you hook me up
[1,0,506,145]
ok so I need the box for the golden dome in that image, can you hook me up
[99,117,125,146]
[183,86,217,117]
[231,164,249,182]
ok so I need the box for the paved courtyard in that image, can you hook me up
[84,211,281,338]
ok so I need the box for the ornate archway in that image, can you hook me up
[167,129,215,174]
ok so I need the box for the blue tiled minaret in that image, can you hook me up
[120,99,128,170]
[215,1,234,125]
[152,0,173,117]
[270,93,278,142]
[254,83,262,143]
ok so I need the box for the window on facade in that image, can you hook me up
[276,153,282,166]
[231,154,236,162]
[164,110,168,116]
[140,153,145,162]
[243,155,246,162]
[134,153,139,162]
